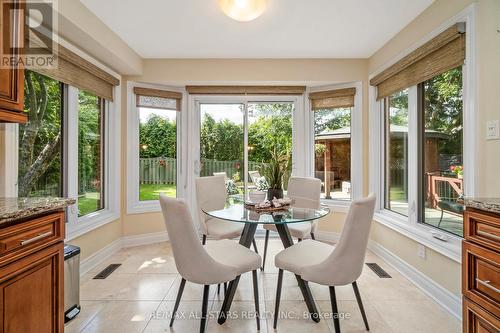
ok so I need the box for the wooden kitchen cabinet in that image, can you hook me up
[463,207,500,333]
[0,211,65,333]
[0,0,26,123]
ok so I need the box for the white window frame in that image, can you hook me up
[126,81,187,214]
[306,82,364,210]
[65,82,121,240]
[368,4,477,262]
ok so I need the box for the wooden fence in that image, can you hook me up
[139,157,266,184]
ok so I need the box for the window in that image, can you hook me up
[78,90,105,216]
[370,21,469,249]
[309,87,358,201]
[18,70,63,198]
[200,103,244,197]
[419,68,463,236]
[127,87,182,211]
[314,107,352,200]
[385,89,409,215]
[198,101,294,199]
[18,69,119,239]
[138,104,179,201]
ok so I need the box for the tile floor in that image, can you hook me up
[66,238,461,333]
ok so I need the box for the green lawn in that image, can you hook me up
[140,184,177,201]
[78,192,101,217]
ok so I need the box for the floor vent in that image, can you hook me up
[93,264,121,279]
[366,263,392,278]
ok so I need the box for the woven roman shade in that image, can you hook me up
[370,22,466,100]
[27,31,120,101]
[309,88,356,110]
[185,85,306,95]
[134,87,182,111]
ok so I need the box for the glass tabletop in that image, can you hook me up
[203,203,330,225]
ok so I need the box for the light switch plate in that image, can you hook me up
[486,120,500,140]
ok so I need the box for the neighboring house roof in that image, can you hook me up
[315,125,448,141]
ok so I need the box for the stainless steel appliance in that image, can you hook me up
[64,244,81,323]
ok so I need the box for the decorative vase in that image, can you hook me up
[249,190,266,203]
[457,174,463,179]
[267,188,284,200]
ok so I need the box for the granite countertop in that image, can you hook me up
[0,197,76,225]
[464,198,500,215]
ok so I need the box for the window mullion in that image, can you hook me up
[407,85,419,225]
[66,86,79,225]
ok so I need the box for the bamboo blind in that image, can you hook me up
[370,22,466,100]
[27,30,119,101]
[185,85,306,95]
[134,87,182,111]
[309,87,356,109]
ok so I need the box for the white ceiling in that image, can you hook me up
[81,0,434,59]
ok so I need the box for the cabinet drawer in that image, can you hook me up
[463,297,499,333]
[463,241,500,317]
[464,210,500,252]
[0,212,64,267]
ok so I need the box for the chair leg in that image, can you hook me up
[224,282,227,295]
[252,238,259,254]
[262,230,269,271]
[170,278,186,327]
[329,286,341,333]
[252,270,260,331]
[217,283,220,295]
[310,232,316,240]
[202,234,207,245]
[200,285,210,333]
[352,281,369,331]
[273,269,284,329]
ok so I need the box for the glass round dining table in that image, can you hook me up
[202,200,330,325]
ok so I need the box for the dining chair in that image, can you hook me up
[159,195,262,333]
[195,176,259,252]
[261,176,321,270]
[273,193,376,332]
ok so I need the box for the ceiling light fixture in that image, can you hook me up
[218,0,268,22]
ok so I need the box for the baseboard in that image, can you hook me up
[122,231,169,248]
[79,238,122,276]
[368,240,462,320]
[316,230,461,320]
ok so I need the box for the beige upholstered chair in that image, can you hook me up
[261,176,322,270]
[159,195,262,333]
[273,193,376,332]
[195,176,245,243]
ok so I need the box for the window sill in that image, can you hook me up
[320,199,351,213]
[127,200,161,215]
[66,209,120,241]
[373,210,462,263]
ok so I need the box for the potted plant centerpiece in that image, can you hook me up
[259,149,292,200]
[248,177,268,203]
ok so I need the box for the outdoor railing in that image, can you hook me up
[426,172,463,209]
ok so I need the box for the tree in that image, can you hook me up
[18,71,62,196]
[139,114,177,158]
